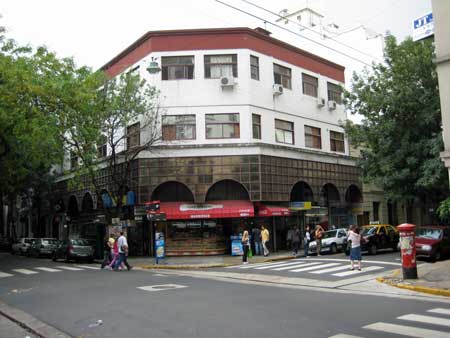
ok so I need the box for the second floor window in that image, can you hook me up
[204,54,237,78]
[162,56,194,80]
[275,119,294,144]
[162,115,196,141]
[70,151,78,169]
[327,82,342,104]
[305,125,322,149]
[302,73,318,97]
[127,123,140,150]
[330,131,345,153]
[274,63,292,89]
[250,55,259,80]
[252,114,261,139]
[97,135,107,158]
[206,113,240,139]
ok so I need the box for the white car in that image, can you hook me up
[11,238,35,255]
[309,229,348,255]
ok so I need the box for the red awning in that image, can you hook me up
[159,200,254,220]
[256,204,291,217]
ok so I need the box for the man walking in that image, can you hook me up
[252,227,262,256]
[261,226,270,257]
[292,227,300,256]
[114,231,133,271]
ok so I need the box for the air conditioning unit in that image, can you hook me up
[220,76,235,87]
[317,97,326,108]
[273,84,284,96]
[328,100,337,110]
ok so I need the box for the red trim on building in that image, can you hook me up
[256,204,292,217]
[159,200,254,220]
[101,27,345,82]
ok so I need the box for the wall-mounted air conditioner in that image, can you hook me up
[328,100,337,110]
[220,76,235,87]
[317,97,326,108]
[273,84,284,96]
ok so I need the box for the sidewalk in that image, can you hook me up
[377,259,450,297]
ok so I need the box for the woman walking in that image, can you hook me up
[348,225,363,271]
[303,225,311,257]
[241,230,250,265]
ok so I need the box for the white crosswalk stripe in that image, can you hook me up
[254,261,304,270]
[0,271,14,278]
[364,322,450,338]
[310,265,352,274]
[13,269,38,275]
[76,265,101,270]
[56,266,84,271]
[332,265,383,277]
[272,262,319,271]
[398,314,450,327]
[429,308,450,316]
[34,267,62,272]
[329,335,363,338]
[290,262,340,272]
[234,260,293,269]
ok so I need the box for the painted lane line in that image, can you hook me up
[12,269,38,275]
[328,334,364,338]
[364,322,450,338]
[302,257,401,266]
[310,265,353,274]
[34,267,62,272]
[235,260,293,269]
[290,263,341,272]
[398,314,450,327]
[428,308,450,316]
[333,266,383,277]
[254,261,306,270]
[0,272,14,278]
[56,266,84,271]
[76,265,101,270]
[137,284,188,292]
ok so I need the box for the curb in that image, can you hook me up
[0,300,72,338]
[376,277,450,297]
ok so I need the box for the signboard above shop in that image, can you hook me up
[413,12,434,41]
[289,201,312,211]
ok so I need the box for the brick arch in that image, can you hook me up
[151,181,195,202]
[205,179,250,202]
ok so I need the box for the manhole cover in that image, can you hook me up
[137,284,188,292]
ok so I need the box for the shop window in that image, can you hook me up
[206,113,240,139]
[97,135,107,158]
[330,131,345,153]
[126,123,140,150]
[162,56,194,80]
[162,115,196,141]
[275,119,294,144]
[327,82,342,104]
[274,63,291,89]
[305,125,321,149]
[250,55,259,80]
[302,73,318,97]
[204,54,237,78]
[252,114,261,139]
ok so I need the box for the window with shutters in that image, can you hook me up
[97,135,107,158]
[305,125,321,149]
[302,73,318,97]
[252,114,261,139]
[250,55,259,80]
[330,131,345,153]
[327,82,342,104]
[127,123,140,150]
[274,64,292,89]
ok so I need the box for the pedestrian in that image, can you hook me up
[100,235,113,269]
[241,230,250,264]
[113,231,133,271]
[292,227,300,256]
[315,224,324,256]
[303,225,311,257]
[109,236,121,270]
[286,227,293,252]
[347,224,363,271]
[252,227,262,256]
[261,226,270,257]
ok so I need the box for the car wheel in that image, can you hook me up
[369,244,377,255]
[330,243,337,254]
[433,250,442,262]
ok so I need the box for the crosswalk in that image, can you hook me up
[330,307,450,338]
[0,265,100,278]
[225,258,392,279]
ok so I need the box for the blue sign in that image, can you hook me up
[155,232,165,263]
[413,13,434,42]
[231,240,243,256]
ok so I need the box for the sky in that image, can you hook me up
[1,0,432,72]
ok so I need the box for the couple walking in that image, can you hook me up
[101,231,133,271]
[243,226,270,264]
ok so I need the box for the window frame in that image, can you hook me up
[273,63,292,89]
[302,73,318,98]
[204,54,238,79]
[275,119,294,145]
[305,125,322,149]
[205,113,240,139]
[327,82,343,104]
[252,114,261,139]
[161,55,194,81]
[250,55,259,80]
[126,122,140,150]
[330,130,345,153]
[97,135,107,158]
[70,151,78,170]
[162,114,197,141]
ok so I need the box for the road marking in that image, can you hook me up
[290,263,341,272]
[272,262,312,271]
[364,322,450,338]
[254,261,305,270]
[35,267,62,272]
[302,257,401,266]
[428,308,450,316]
[0,272,14,278]
[333,266,383,277]
[329,335,363,338]
[398,314,450,327]
[277,262,322,271]
[310,265,352,274]
[12,269,38,275]
[137,284,188,292]
[233,260,292,269]
[76,265,100,270]
[56,266,84,271]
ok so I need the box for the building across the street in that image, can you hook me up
[27,27,364,256]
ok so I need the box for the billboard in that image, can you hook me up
[413,12,434,42]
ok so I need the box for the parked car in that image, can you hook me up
[52,239,94,263]
[11,238,35,255]
[309,228,348,254]
[28,238,58,257]
[415,226,450,261]
[345,224,399,255]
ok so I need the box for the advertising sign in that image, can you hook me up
[155,232,165,261]
[413,12,434,41]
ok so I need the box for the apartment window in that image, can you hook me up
[373,202,380,222]
[97,135,107,158]
[250,55,259,80]
[330,131,345,153]
[127,123,140,150]
[302,73,318,97]
[206,113,240,139]
[161,56,194,80]
[70,151,78,169]
[162,115,196,141]
[275,119,294,144]
[305,125,321,149]
[327,82,342,104]
[252,114,261,139]
[204,54,237,78]
[274,64,292,89]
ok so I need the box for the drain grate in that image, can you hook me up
[137,284,188,292]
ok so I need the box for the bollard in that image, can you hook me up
[397,223,418,279]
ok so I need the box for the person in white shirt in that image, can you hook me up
[347,225,363,271]
[113,231,132,271]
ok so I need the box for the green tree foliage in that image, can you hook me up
[344,35,447,203]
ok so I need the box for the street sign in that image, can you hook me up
[413,12,434,42]
[289,201,312,211]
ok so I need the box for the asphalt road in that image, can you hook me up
[1,252,450,338]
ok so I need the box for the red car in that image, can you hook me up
[415,226,450,261]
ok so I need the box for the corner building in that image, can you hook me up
[60,27,363,256]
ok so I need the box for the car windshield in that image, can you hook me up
[70,239,90,246]
[322,230,337,239]
[361,227,377,235]
[42,239,58,244]
[417,228,442,240]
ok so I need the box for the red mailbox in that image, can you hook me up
[397,223,418,279]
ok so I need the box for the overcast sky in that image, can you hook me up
[1,0,431,71]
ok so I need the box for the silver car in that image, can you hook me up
[29,238,58,257]
[309,228,348,254]
[11,238,35,255]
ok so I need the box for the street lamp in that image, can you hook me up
[146,57,161,74]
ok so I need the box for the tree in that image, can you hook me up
[58,71,161,221]
[344,35,448,214]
